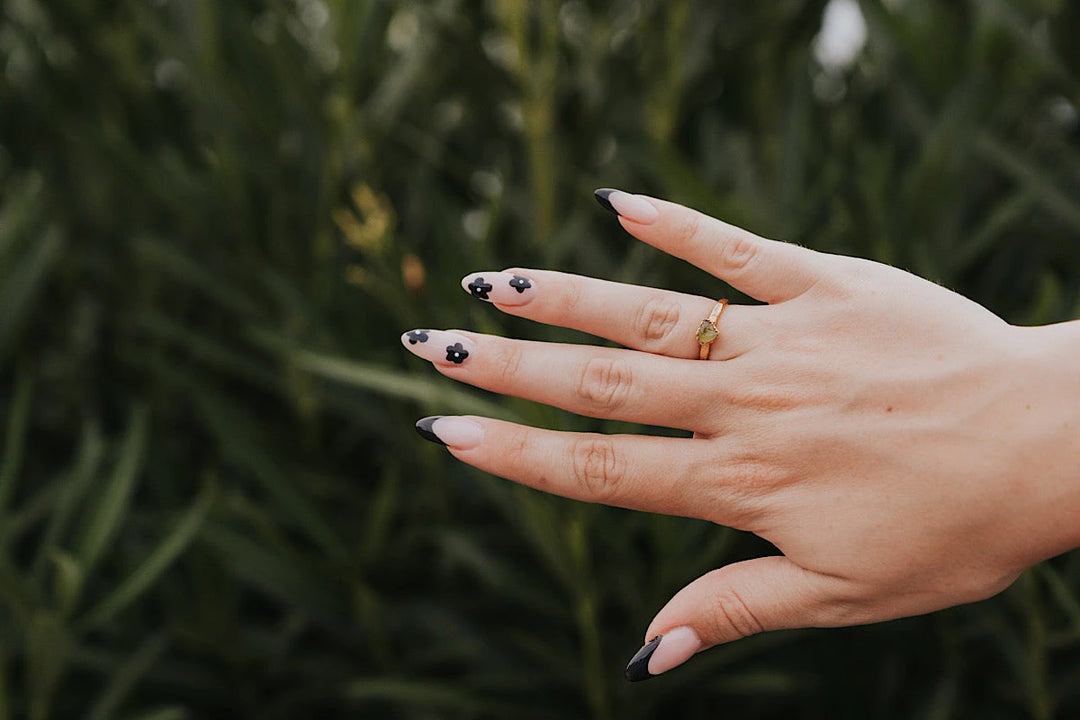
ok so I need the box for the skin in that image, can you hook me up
[404,194,1080,673]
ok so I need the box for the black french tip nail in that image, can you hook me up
[415,416,446,445]
[594,188,619,216]
[625,635,662,682]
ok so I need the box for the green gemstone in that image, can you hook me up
[697,319,719,344]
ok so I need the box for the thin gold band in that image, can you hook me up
[697,299,728,360]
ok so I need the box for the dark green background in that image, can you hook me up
[1,0,1079,718]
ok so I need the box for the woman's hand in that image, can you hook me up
[401,190,1080,681]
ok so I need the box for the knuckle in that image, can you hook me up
[503,431,552,492]
[560,275,584,315]
[710,588,765,640]
[671,212,703,247]
[570,437,623,499]
[718,232,759,274]
[493,342,525,386]
[505,429,532,467]
[634,295,681,347]
[576,358,633,413]
[729,379,804,413]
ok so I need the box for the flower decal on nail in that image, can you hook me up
[467,277,493,300]
[508,275,532,293]
[445,342,469,364]
[406,330,430,345]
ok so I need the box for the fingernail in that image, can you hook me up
[400,329,475,366]
[624,627,701,682]
[594,188,659,225]
[460,271,537,305]
[415,416,484,449]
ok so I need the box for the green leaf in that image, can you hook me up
[974,134,1080,235]
[81,483,215,631]
[189,391,347,561]
[31,421,105,583]
[0,225,63,360]
[132,236,259,318]
[123,708,188,720]
[74,407,149,576]
[0,660,10,720]
[25,611,73,720]
[0,554,36,628]
[49,550,83,620]
[200,524,344,623]
[340,678,554,718]
[0,368,34,514]
[86,633,170,720]
[256,331,517,420]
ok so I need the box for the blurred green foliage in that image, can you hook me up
[1,0,1079,717]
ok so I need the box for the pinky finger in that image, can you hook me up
[415,415,743,523]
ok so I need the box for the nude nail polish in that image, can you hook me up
[625,627,702,682]
[460,271,537,305]
[415,416,484,449]
[594,188,659,225]
[400,329,475,366]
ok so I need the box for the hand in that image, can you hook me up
[401,190,1080,681]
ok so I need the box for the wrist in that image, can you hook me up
[1004,320,1080,564]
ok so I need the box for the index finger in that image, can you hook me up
[595,189,829,305]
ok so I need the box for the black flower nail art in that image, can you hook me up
[468,277,493,300]
[406,330,430,345]
[509,275,532,293]
[445,342,469,364]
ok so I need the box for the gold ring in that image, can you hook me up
[697,299,728,360]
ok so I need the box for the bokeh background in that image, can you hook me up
[2,0,1080,718]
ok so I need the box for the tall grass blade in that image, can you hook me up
[0,226,63,360]
[258,333,516,420]
[124,708,188,720]
[974,134,1080,235]
[49,549,83,620]
[0,660,9,720]
[31,422,105,582]
[86,633,170,720]
[81,483,215,631]
[0,369,33,514]
[75,407,149,576]
[25,611,73,720]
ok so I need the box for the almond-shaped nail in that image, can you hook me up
[624,627,702,682]
[415,416,484,449]
[594,188,659,225]
[624,636,662,682]
[400,329,475,366]
[460,271,537,305]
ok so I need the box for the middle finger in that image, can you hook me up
[400,329,736,432]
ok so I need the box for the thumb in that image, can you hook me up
[625,556,847,682]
